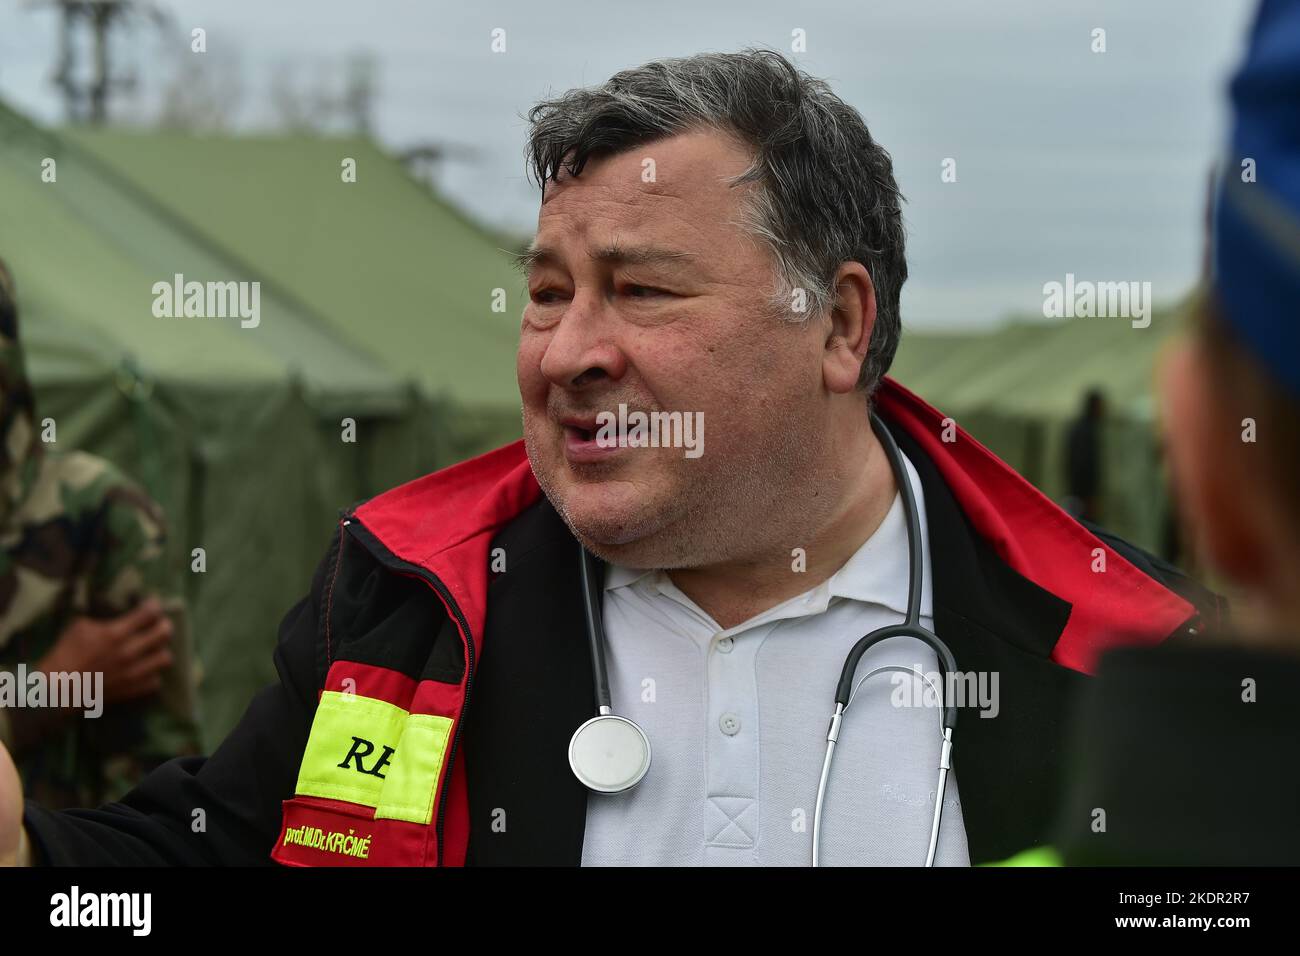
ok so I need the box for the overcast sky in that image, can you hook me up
[0,0,1258,329]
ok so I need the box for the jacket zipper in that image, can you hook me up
[340,515,475,868]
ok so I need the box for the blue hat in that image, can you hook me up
[1213,0,1300,399]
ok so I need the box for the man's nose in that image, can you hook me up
[538,291,628,388]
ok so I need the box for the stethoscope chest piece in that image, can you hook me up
[568,713,652,793]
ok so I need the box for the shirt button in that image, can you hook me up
[719,713,741,735]
[716,636,734,653]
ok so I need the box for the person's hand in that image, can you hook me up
[0,738,28,866]
[38,597,175,704]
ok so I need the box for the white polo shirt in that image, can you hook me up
[580,451,971,866]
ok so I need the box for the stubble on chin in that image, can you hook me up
[528,427,809,573]
[526,448,693,568]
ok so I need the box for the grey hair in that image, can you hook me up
[525,48,907,397]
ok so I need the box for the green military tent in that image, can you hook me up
[890,303,1193,557]
[0,100,525,745]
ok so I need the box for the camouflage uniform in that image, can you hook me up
[0,259,200,808]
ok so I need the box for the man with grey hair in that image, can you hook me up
[2,50,1217,868]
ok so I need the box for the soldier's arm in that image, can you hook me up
[2,600,178,762]
[88,487,202,785]
[17,538,332,865]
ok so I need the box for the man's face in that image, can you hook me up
[518,129,832,569]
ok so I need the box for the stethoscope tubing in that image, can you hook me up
[579,540,613,715]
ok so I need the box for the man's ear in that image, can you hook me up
[823,262,876,394]
[1161,338,1270,586]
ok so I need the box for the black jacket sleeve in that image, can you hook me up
[20,533,336,866]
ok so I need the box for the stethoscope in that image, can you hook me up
[567,412,958,866]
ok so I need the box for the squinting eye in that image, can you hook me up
[531,289,563,304]
[625,285,665,298]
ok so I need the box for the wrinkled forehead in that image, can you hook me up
[536,130,758,243]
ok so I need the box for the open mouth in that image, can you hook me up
[560,415,602,442]
[560,418,623,461]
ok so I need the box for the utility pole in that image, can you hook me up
[34,0,166,125]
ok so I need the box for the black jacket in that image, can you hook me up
[21,380,1222,866]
